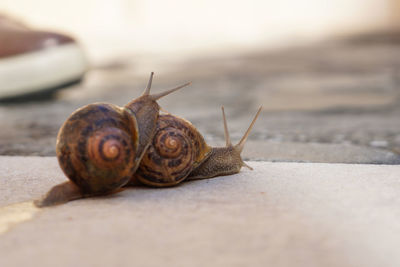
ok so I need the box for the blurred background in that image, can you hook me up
[2,0,400,62]
[1,0,400,164]
[1,0,399,63]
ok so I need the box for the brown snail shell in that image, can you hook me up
[133,114,212,187]
[56,103,139,195]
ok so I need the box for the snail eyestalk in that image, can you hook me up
[235,106,262,153]
[149,82,192,101]
[221,106,232,147]
[142,72,154,96]
[138,71,191,100]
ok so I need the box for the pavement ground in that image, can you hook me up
[1,156,400,267]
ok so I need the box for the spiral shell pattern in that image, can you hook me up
[56,103,139,194]
[135,114,212,187]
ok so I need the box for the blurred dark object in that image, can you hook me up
[0,14,87,103]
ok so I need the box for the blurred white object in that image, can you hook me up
[0,44,87,100]
[0,15,87,101]
[0,0,398,63]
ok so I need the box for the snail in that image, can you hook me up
[35,73,262,207]
[128,106,262,186]
[34,72,191,207]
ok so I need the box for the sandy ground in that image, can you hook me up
[0,156,400,267]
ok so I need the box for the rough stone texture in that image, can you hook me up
[242,141,400,164]
[1,33,400,164]
[1,156,400,267]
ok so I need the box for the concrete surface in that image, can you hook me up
[243,141,400,164]
[1,156,400,267]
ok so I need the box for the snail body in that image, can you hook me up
[35,73,190,207]
[188,146,244,179]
